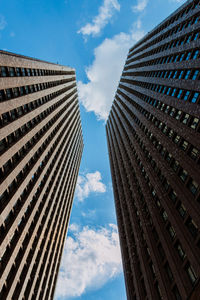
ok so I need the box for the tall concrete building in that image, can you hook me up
[0,51,83,299]
[106,0,200,299]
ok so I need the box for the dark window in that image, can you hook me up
[177,202,186,218]
[188,147,199,160]
[173,285,182,300]
[1,66,7,77]
[6,89,12,99]
[186,218,198,237]
[16,68,21,76]
[178,168,188,182]
[175,242,186,260]
[187,180,198,195]
[191,92,199,103]
[185,263,197,285]
[9,67,15,77]
[165,262,174,282]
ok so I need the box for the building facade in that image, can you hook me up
[0,51,83,299]
[106,0,200,299]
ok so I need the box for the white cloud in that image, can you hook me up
[69,223,79,232]
[75,171,106,201]
[78,0,120,37]
[78,24,145,121]
[55,224,122,299]
[0,15,6,30]
[132,0,148,12]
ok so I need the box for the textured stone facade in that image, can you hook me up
[106,0,200,299]
[0,51,83,299]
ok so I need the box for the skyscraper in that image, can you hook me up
[0,50,83,299]
[106,0,200,299]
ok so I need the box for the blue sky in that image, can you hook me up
[0,0,186,298]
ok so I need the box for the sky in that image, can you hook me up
[0,0,186,299]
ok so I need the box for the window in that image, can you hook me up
[166,152,172,162]
[184,70,191,79]
[9,67,15,77]
[178,168,188,182]
[187,179,198,195]
[26,68,31,76]
[175,110,182,120]
[6,89,12,99]
[175,242,186,260]
[177,89,183,99]
[192,70,199,80]
[171,88,176,97]
[179,54,185,62]
[173,285,182,300]
[173,71,178,78]
[0,90,5,101]
[183,91,190,101]
[180,140,188,151]
[155,283,163,299]
[21,68,26,76]
[193,32,199,41]
[165,262,174,282]
[1,66,7,77]
[174,135,181,144]
[177,203,186,218]
[162,210,168,222]
[169,190,177,202]
[190,117,199,130]
[169,107,176,117]
[13,87,19,98]
[185,263,197,285]
[188,147,199,160]
[168,225,176,240]
[191,92,199,103]
[166,87,171,95]
[185,52,191,60]
[186,218,198,237]
[171,159,179,172]
[182,113,189,124]
[16,67,21,76]
[192,50,199,60]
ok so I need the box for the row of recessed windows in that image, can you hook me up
[125,48,200,71]
[0,116,79,299]
[119,83,200,140]
[123,68,200,81]
[0,104,79,243]
[115,93,200,200]
[108,126,155,299]
[0,97,77,186]
[132,197,164,299]
[134,139,199,288]
[129,0,200,56]
[141,144,199,240]
[109,106,199,293]
[0,66,74,78]
[128,14,200,63]
[0,78,71,102]
[108,117,170,298]
[113,100,200,245]
[117,89,200,172]
[23,145,75,300]
[108,113,185,298]
[122,78,200,105]
[0,84,75,128]
[20,127,82,299]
